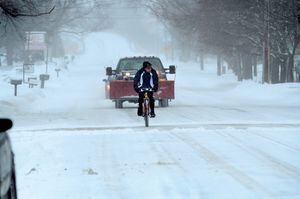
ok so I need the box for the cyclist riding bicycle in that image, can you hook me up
[134,61,159,118]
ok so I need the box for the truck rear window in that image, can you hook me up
[117,58,164,73]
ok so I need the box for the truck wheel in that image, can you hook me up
[159,99,169,107]
[115,100,123,109]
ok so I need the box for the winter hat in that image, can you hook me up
[143,61,152,69]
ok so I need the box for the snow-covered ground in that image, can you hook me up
[12,127,300,199]
[1,32,300,198]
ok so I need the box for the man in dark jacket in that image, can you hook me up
[134,61,159,117]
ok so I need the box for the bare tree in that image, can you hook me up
[0,0,54,17]
[0,0,111,66]
[148,0,300,83]
[0,0,55,65]
[0,0,54,34]
[39,0,111,59]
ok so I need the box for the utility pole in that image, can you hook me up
[263,0,271,84]
[298,0,300,26]
[45,32,49,74]
[200,53,204,70]
[217,54,222,76]
[26,31,31,62]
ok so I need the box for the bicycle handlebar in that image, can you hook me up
[140,88,153,92]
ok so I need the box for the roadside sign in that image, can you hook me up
[23,63,34,73]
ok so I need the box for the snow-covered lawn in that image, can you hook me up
[1,32,300,198]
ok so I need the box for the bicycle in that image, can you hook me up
[140,88,152,127]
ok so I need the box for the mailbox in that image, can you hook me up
[39,74,50,88]
[40,74,50,81]
[55,68,61,77]
[10,79,22,96]
[10,79,22,85]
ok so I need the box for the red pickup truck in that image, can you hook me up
[104,56,176,108]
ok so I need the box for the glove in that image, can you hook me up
[134,85,139,93]
[153,85,158,92]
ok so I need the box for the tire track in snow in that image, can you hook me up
[154,133,211,197]
[248,131,300,153]
[217,131,300,182]
[98,134,125,199]
[170,132,275,198]
[151,133,189,173]
[147,133,204,198]
[147,134,185,198]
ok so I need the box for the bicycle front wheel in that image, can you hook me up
[144,114,149,127]
[144,99,149,127]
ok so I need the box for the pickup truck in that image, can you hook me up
[104,56,176,108]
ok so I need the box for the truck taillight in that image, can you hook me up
[106,84,110,91]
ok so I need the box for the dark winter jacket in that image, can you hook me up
[133,68,159,93]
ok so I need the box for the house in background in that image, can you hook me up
[25,31,47,62]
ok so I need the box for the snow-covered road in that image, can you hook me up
[2,33,300,130]
[1,33,300,198]
[11,127,300,199]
